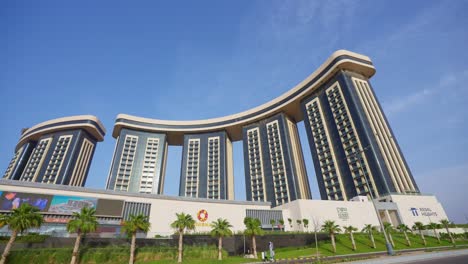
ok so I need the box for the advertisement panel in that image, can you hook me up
[48,195,97,214]
[0,191,53,212]
[0,190,124,218]
[95,199,124,217]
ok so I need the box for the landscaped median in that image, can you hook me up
[271,232,468,263]
[4,233,467,264]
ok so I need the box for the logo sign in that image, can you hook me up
[336,207,349,221]
[410,207,437,217]
[197,209,208,222]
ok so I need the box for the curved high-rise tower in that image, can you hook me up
[2,115,105,187]
[105,50,419,205]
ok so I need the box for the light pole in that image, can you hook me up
[347,147,394,255]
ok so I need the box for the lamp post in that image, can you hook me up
[347,146,394,255]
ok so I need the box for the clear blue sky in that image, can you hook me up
[1,1,467,223]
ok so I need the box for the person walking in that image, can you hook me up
[269,241,275,262]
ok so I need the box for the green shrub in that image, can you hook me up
[0,233,49,243]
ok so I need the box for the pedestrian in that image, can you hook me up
[269,241,275,262]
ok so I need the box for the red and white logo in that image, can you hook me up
[197,209,208,222]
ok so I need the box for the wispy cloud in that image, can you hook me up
[417,162,468,223]
[383,70,468,115]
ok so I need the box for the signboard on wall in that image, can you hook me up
[96,199,124,217]
[336,207,349,221]
[0,190,124,217]
[410,207,438,217]
[0,191,53,212]
[48,195,97,214]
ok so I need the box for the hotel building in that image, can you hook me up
[179,131,234,200]
[243,113,311,207]
[301,71,419,200]
[105,129,168,194]
[2,115,105,187]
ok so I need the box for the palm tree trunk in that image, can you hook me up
[404,231,411,246]
[218,237,223,260]
[252,235,257,259]
[419,230,426,246]
[433,228,440,243]
[350,233,356,251]
[177,232,183,263]
[129,232,136,264]
[70,231,82,264]
[445,226,455,245]
[370,232,376,249]
[388,232,395,247]
[0,230,17,264]
[331,234,336,253]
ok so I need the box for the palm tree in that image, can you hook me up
[412,222,426,246]
[269,219,275,231]
[122,214,151,264]
[278,219,285,231]
[303,219,309,232]
[440,219,455,245]
[210,218,233,260]
[288,218,292,229]
[362,224,377,249]
[321,220,341,253]
[244,217,264,259]
[344,226,358,250]
[383,222,395,248]
[171,213,195,263]
[397,224,411,246]
[67,207,98,264]
[0,203,43,264]
[427,222,441,244]
[296,219,302,230]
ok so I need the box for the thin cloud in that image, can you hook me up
[417,162,468,223]
[383,70,468,115]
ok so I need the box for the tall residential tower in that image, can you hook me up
[179,131,234,200]
[243,113,311,207]
[106,128,168,194]
[301,71,419,200]
[2,115,105,187]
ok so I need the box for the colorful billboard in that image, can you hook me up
[0,190,125,218]
[48,195,97,214]
[0,191,53,212]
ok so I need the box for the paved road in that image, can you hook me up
[341,249,468,264]
[400,254,468,264]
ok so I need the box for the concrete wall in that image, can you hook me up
[388,194,449,226]
[276,199,380,232]
[0,182,271,236]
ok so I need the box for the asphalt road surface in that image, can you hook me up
[397,254,468,264]
[339,249,468,264]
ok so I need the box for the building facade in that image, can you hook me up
[106,128,168,194]
[101,50,419,203]
[2,116,105,187]
[243,113,311,207]
[179,131,234,200]
[301,70,419,201]
[0,180,447,238]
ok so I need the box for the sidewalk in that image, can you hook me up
[340,248,468,264]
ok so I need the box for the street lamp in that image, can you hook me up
[347,146,394,255]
